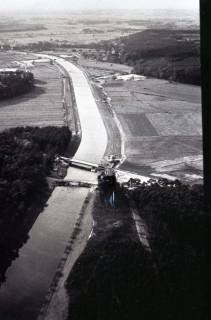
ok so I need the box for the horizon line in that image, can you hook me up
[0,8,199,13]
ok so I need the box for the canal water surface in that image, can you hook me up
[0,186,89,320]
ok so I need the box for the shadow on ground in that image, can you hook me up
[0,86,46,108]
[65,186,163,320]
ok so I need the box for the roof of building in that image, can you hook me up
[0,68,24,73]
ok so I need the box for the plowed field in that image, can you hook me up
[102,76,203,183]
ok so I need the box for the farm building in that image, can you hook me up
[0,68,33,81]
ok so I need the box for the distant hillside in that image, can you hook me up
[105,29,201,85]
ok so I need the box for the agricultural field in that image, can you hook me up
[79,58,133,74]
[93,70,202,184]
[0,13,146,48]
[0,9,199,48]
[0,22,46,33]
[0,55,66,131]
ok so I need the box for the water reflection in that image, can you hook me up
[0,187,89,320]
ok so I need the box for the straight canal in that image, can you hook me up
[0,186,90,320]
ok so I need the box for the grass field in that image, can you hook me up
[0,58,65,131]
[79,58,133,74]
[101,75,202,183]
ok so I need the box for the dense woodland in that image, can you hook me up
[127,179,208,319]
[0,71,34,100]
[0,126,71,284]
[103,29,201,85]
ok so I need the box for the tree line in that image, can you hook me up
[0,71,34,100]
[102,29,201,85]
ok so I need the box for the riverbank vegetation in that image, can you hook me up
[0,70,34,100]
[0,126,71,284]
